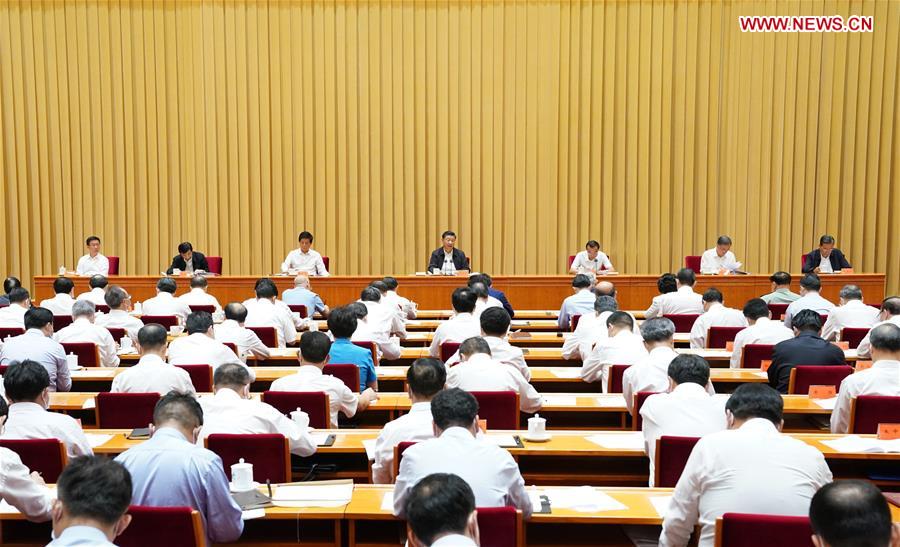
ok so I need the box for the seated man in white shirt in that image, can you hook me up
[640,354,727,486]
[198,363,316,456]
[167,311,250,380]
[660,383,832,547]
[141,277,192,324]
[0,288,31,328]
[830,323,900,434]
[282,274,330,318]
[214,303,270,360]
[446,337,542,413]
[39,277,76,316]
[820,284,879,342]
[393,388,531,519]
[243,278,298,348]
[372,358,446,484]
[177,275,223,318]
[857,296,900,358]
[53,300,119,368]
[404,473,480,547]
[0,443,53,522]
[75,275,108,306]
[469,282,503,322]
[0,308,71,392]
[428,288,480,359]
[688,288,748,348]
[558,274,596,330]
[94,286,144,342]
[269,331,377,428]
[563,295,619,361]
[784,273,835,329]
[809,480,900,547]
[699,235,741,275]
[581,311,648,389]
[730,298,794,369]
[74,236,110,277]
[445,308,530,380]
[350,302,401,363]
[1,360,93,458]
[382,277,417,320]
[111,324,195,395]
[644,274,678,319]
[356,285,407,360]
[569,239,614,274]
[280,231,329,276]
[645,268,704,319]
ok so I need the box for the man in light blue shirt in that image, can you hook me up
[327,306,378,392]
[558,274,597,330]
[115,392,243,546]
[281,274,329,318]
[0,308,70,392]
[783,274,836,329]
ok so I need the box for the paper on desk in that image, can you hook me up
[551,368,583,379]
[362,439,377,461]
[310,433,331,446]
[542,395,578,407]
[821,436,900,453]
[541,487,628,513]
[813,397,838,410]
[241,508,266,520]
[375,367,405,378]
[649,496,672,517]
[529,490,544,514]
[485,434,520,448]
[753,371,769,379]
[272,482,353,507]
[586,432,645,450]
[81,397,96,409]
[595,395,627,407]
[84,433,113,448]
[381,491,394,511]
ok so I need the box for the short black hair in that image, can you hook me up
[104,286,129,309]
[327,306,358,339]
[676,268,696,286]
[190,275,208,289]
[869,323,900,353]
[213,362,251,388]
[800,273,822,292]
[254,278,278,299]
[382,277,399,291]
[640,317,676,343]
[431,388,478,430]
[668,354,710,386]
[467,273,494,288]
[702,288,724,304]
[348,302,368,320]
[451,288,477,314]
[137,324,168,351]
[441,230,456,239]
[769,271,792,286]
[792,309,824,332]
[469,282,489,300]
[177,241,193,254]
[725,383,783,425]
[881,296,900,316]
[157,277,177,294]
[606,311,634,330]
[479,307,510,337]
[369,281,389,294]
[407,358,447,398]
[594,295,618,314]
[4,360,50,401]
[57,456,132,527]
[53,277,75,294]
[223,302,248,323]
[298,231,314,242]
[572,274,593,289]
[819,235,835,246]
[657,273,677,294]
[8,287,29,304]
[809,480,893,547]
[299,331,332,363]
[89,275,108,289]
[742,298,770,320]
[24,307,53,330]
[85,236,101,246]
[458,336,491,359]
[585,240,600,249]
[153,391,203,429]
[0,396,8,420]
[185,311,214,335]
[360,287,381,302]
[3,277,22,294]
[405,473,475,544]
[716,235,732,246]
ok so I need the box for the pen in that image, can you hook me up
[266,479,272,498]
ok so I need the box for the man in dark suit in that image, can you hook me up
[468,273,514,318]
[768,309,846,393]
[802,235,852,274]
[166,242,209,275]
[427,231,469,274]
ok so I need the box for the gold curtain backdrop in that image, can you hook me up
[1,0,898,293]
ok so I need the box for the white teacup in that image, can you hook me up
[290,409,310,429]
[65,353,78,369]
[231,458,254,491]
[527,414,547,437]
[169,325,184,335]
[308,321,319,332]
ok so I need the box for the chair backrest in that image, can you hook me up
[787,365,853,395]
[352,340,379,366]
[440,341,461,364]
[140,315,179,329]
[323,363,361,393]
[188,304,215,313]
[287,304,309,318]
[96,392,160,429]
[0,439,67,482]
[205,434,290,483]
[566,255,576,270]
[106,327,127,342]
[715,513,813,547]
[394,441,418,477]
[61,342,100,367]
[52,314,74,331]
[570,314,582,332]
[632,391,659,430]
[849,395,900,434]
[96,304,111,314]
[767,303,789,320]
[663,314,701,333]
[107,256,120,275]
[173,364,213,392]
[706,326,746,348]
[839,327,870,349]
[740,344,775,369]
[117,506,204,547]
[262,391,330,429]
[246,326,278,348]
[0,326,25,339]
[470,391,520,429]
[222,341,238,355]
[607,364,631,393]
[476,506,523,547]
[654,436,700,487]
[321,256,330,271]
[684,255,701,272]
[800,253,808,271]
[206,256,223,275]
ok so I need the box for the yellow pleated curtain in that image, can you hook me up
[1,0,898,294]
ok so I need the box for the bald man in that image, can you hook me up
[282,274,329,318]
[594,281,616,298]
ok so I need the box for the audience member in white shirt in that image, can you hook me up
[831,323,900,434]
[857,296,900,358]
[94,286,144,342]
[404,473,480,547]
[688,288,748,349]
[558,274,597,330]
[446,337,542,413]
[111,324,195,395]
[74,236,110,277]
[0,288,31,328]
[660,384,832,547]
[75,275,109,307]
[270,331,376,428]
[0,443,53,522]
[141,277,192,324]
[699,235,741,275]
[177,275,224,318]
[428,288,480,359]
[356,285,407,356]
[372,358,446,484]
[563,296,619,361]
[53,300,119,368]
[644,274,678,321]
[569,240,614,274]
[640,354,727,486]
[349,302,400,362]
[809,480,900,547]
[280,231,329,276]
[581,311,648,389]
[1,360,92,458]
[445,308,530,380]
[469,282,503,322]
[784,274,835,329]
[382,277,418,320]
[198,363,316,456]
[820,284,879,342]
[167,311,250,380]
[730,298,794,369]
[39,278,77,316]
[645,269,704,319]
[393,388,531,519]
[243,279,298,348]
[214,303,270,360]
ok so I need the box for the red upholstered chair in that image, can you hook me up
[323,363,361,393]
[352,340,380,366]
[632,391,659,430]
[394,440,418,476]
[849,395,900,434]
[440,341,461,364]
[288,304,309,318]
[0,365,7,375]
[0,303,7,308]
[107,256,120,275]
[222,342,238,355]
[173,364,213,392]
[96,304,111,314]
[607,364,630,393]
[52,315,74,331]
[322,256,330,272]
[262,391,331,429]
[205,434,291,483]
[0,439,67,482]
[684,255,701,272]
[787,365,852,395]
[663,314,700,333]
[188,304,215,314]
[61,342,101,367]
[96,393,160,429]
[654,436,700,487]
[767,303,789,321]
[476,506,523,547]
[570,314,582,332]
[800,254,808,271]
[117,506,204,547]
[715,513,813,547]
[819,314,829,325]
[0,327,25,339]
[106,327,127,342]
[740,344,775,369]
[247,326,278,348]
[840,327,869,349]
[206,256,223,275]
[566,255,577,271]
[140,315,179,330]
[707,326,746,349]
[470,391,520,429]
